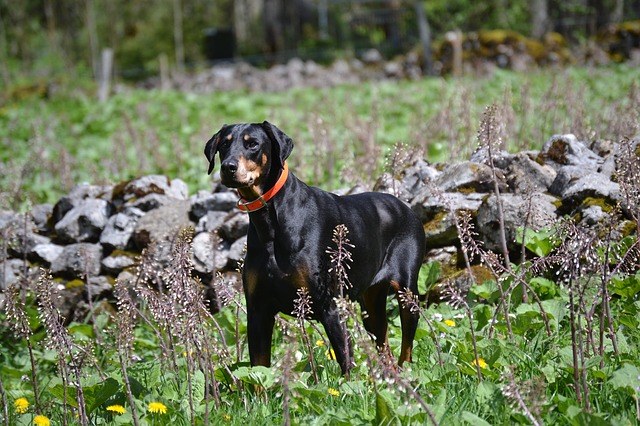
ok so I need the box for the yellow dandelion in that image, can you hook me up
[33,415,51,426]
[223,414,231,420]
[14,397,29,414]
[472,358,488,369]
[326,348,336,360]
[106,404,126,415]
[327,388,340,397]
[315,340,325,347]
[148,401,167,414]
[444,319,456,327]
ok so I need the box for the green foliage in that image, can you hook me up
[2,64,639,211]
[418,261,441,294]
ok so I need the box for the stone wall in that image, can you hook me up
[0,134,636,319]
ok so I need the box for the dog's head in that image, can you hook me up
[204,121,293,189]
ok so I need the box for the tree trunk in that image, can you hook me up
[531,0,549,38]
[414,1,433,76]
[0,7,10,87]
[173,0,185,73]
[234,0,264,52]
[85,0,99,79]
[611,0,624,23]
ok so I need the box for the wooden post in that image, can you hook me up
[159,53,170,91]
[445,30,463,77]
[98,48,113,102]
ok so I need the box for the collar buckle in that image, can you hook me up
[237,195,268,212]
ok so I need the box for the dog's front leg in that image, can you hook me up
[246,302,275,367]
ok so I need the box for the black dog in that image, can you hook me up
[204,121,425,375]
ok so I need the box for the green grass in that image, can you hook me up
[1,64,639,210]
[1,64,640,424]
[2,224,640,425]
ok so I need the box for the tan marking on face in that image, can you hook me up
[236,155,265,193]
[243,134,250,141]
[226,134,233,141]
[261,153,268,166]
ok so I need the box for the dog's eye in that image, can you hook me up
[246,140,259,149]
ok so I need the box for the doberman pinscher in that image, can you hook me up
[204,121,425,375]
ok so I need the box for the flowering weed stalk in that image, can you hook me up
[292,287,319,383]
[35,269,88,425]
[4,284,41,415]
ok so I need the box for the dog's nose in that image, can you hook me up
[221,160,238,175]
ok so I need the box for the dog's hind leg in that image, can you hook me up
[390,279,419,366]
[360,282,392,356]
[318,303,353,376]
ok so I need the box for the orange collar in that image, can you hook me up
[237,161,289,212]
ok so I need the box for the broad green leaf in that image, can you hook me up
[475,381,497,405]
[471,280,499,301]
[609,363,640,395]
[528,277,558,298]
[84,377,120,414]
[49,384,79,408]
[516,227,557,257]
[461,411,493,426]
[190,369,205,403]
[234,366,275,388]
[418,262,441,295]
[375,391,395,425]
[609,272,640,298]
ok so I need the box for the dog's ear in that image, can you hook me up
[261,121,293,169]
[204,125,228,175]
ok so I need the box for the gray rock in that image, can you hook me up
[560,173,621,208]
[227,236,247,267]
[102,253,137,275]
[540,134,602,170]
[218,212,250,242]
[134,199,193,249]
[32,243,64,265]
[1,213,51,257]
[54,199,114,243]
[549,166,590,196]
[0,210,17,229]
[192,231,230,274]
[128,193,174,212]
[0,259,24,289]
[580,205,609,226]
[123,175,189,203]
[100,208,145,250]
[68,182,113,201]
[411,190,487,248]
[51,243,103,277]
[51,196,76,224]
[384,61,402,78]
[476,193,559,254]
[51,183,112,225]
[362,48,383,64]
[190,191,238,220]
[590,139,617,158]
[498,152,557,193]
[435,161,506,193]
[86,276,113,298]
[411,189,486,223]
[31,204,53,234]
[373,159,440,202]
[196,210,228,233]
[422,210,462,249]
